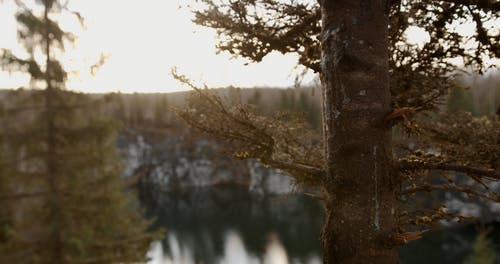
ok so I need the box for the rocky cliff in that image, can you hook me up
[119,128,294,195]
[119,128,500,222]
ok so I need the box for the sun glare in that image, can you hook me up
[0,0,314,93]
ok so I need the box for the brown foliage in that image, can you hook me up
[174,70,324,187]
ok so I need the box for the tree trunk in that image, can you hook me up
[44,2,64,263]
[319,1,398,263]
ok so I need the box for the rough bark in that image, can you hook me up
[319,1,398,263]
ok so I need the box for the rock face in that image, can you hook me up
[118,129,294,195]
[443,179,500,222]
[118,128,500,221]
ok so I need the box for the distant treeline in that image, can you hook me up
[448,73,500,116]
[108,73,499,132]
[91,87,323,131]
[1,72,497,134]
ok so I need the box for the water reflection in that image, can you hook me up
[220,231,257,264]
[139,185,500,264]
[139,186,323,264]
[147,230,321,264]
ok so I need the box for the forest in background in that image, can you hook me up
[3,71,493,135]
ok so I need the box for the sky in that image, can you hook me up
[0,1,496,94]
[0,0,316,93]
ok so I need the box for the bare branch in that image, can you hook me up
[303,192,326,200]
[392,230,429,245]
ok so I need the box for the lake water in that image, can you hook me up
[139,186,500,264]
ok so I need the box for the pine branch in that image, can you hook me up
[173,71,324,185]
[400,183,500,201]
[435,0,500,11]
[263,159,325,180]
[399,159,500,180]
[398,207,474,226]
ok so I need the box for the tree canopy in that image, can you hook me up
[177,0,500,262]
[193,0,499,111]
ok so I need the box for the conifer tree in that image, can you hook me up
[0,1,158,263]
[154,94,169,127]
[130,93,146,127]
[176,0,500,263]
[448,86,476,114]
[466,228,496,264]
[109,92,127,124]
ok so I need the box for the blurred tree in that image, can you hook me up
[154,94,169,127]
[466,228,496,264]
[0,127,11,246]
[278,89,321,129]
[280,89,296,111]
[297,90,308,112]
[111,92,127,123]
[448,86,476,114]
[130,93,146,127]
[247,89,262,106]
[177,0,500,263]
[469,74,500,116]
[296,90,321,129]
[0,1,158,263]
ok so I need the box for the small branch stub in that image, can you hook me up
[392,230,429,245]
